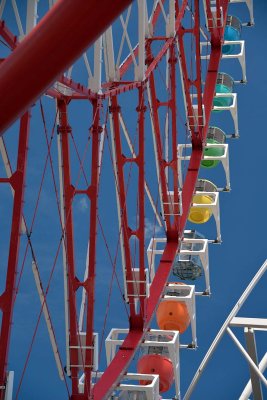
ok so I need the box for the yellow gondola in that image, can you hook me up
[188,179,217,224]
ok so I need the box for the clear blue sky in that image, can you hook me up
[1,1,267,399]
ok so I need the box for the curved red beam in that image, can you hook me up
[0,0,133,134]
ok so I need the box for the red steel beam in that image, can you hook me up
[84,98,102,398]
[147,65,173,231]
[0,0,133,135]
[58,100,80,396]
[58,98,103,399]
[0,20,18,50]
[0,112,30,398]
[146,41,181,234]
[109,96,138,320]
[136,86,146,316]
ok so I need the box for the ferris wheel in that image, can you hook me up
[0,1,259,399]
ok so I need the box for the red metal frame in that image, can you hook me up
[109,86,146,326]
[0,0,134,134]
[94,2,229,398]
[58,100,80,397]
[0,1,231,399]
[58,98,102,399]
[109,96,140,321]
[0,112,31,399]
[146,40,180,234]
[0,20,18,50]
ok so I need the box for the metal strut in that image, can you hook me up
[0,0,134,134]
[93,2,229,398]
[0,1,232,399]
[0,112,31,399]
[57,98,102,399]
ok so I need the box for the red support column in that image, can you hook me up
[83,98,102,398]
[109,87,147,326]
[177,0,203,148]
[147,57,173,231]
[58,100,80,396]
[0,112,31,399]
[58,98,102,399]
[109,96,137,321]
[147,41,181,236]
[0,0,134,135]
[136,86,146,316]
[168,43,180,234]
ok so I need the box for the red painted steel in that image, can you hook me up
[93,41,184,399]
[146,41,180,233]
[147,58,173,232]
[0,1,230,399]
[0,25,78,101]
[93,241,179,400]
[205,0,229,46]
[58,98,102,398]
[169,43,180,232]
[0,0,133,134]
[109,88,146,325]
[109,96,138,320]
[84,99,102,398]
[93,2,229,398]
[180,0,229,232]
[0,112,31,398]
[119,0,166,79]
[51,0,187,101]
[136,86,146,317]
[58,100,80,396]
[0,20,18,50]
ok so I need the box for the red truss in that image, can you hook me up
[0,1,230,399]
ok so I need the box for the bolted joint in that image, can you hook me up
[73,276,82,292]
[161,159,168,168]
[145,54,154,66]
[90,125,103,135]
[168,56,178,64]
[57,124,72,134]
[109,105,121,114]
[136,105,147,112]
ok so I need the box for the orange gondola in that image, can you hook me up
[137,354,174,393]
